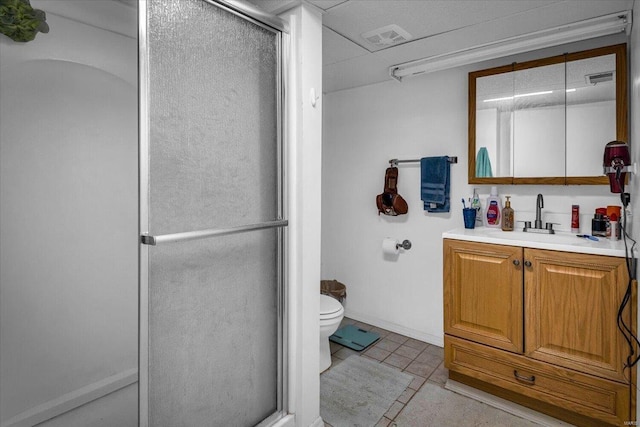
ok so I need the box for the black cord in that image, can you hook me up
[614,177,639,368]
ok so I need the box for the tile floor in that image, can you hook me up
[322,318,540,427]
[323,318,447,427]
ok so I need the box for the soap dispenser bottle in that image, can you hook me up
[483,186,502,228]
[501,196,514,231]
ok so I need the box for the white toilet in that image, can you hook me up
[319,294,345,373]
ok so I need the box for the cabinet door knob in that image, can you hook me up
[514,370,535,385]
[524,260,532,267]
[512,259,520,266]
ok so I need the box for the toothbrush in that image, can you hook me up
[577,234,599,241]
[462,198,467,209]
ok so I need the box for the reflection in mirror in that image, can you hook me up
[566,54,616,177]
[0,1,138,426]
[475,72,514,178]
[513,62,566,178]
[470,44,627,185]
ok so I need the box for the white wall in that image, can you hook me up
[0,2,138,426]
[321,35,629,347]
[322,67,469,345]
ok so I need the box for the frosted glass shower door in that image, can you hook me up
[139,1,288,426]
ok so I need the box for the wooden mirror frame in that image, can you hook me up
[468,43,627,185]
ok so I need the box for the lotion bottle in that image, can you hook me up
[483,186,502,228]
[501,196,514,231]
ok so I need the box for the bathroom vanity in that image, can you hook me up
[442,228,636,426]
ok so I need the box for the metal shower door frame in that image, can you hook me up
[138,1,289,425]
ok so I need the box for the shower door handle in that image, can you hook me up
[141,219,288,246]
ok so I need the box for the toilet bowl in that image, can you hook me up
[320,294,345,373]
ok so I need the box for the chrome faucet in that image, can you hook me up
[523,193,555,234]
[534,194,544,229]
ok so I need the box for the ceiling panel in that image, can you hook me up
[322,0,563,52]
[245,0,635,93]
[307,0,349,11]
[323,0,634,92]
[323,26,369,65]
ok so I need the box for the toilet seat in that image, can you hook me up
[320,294,344,319]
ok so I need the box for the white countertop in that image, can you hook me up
[443,227,636,258]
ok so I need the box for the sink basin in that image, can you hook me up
[481,229,580,245]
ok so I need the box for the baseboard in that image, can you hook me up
[269,414,295,427]
[444,379,572,427]
[1,368,138,427]
[344,309,444,347]
[310,415,325,427]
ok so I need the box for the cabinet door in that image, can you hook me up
[524,249,631,382]
[444,239,523,353]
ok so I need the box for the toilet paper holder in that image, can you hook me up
[397,240,412,250]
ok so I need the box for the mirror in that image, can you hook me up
[469,44,627,185]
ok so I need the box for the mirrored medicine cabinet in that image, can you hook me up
[468,43,627,185]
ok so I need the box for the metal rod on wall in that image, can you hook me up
[389,157,458,166]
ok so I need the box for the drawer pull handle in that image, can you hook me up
[514,370,535,384]
[512,259,520,266]
[524,260,532,267]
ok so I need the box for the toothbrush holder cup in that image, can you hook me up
[463,208,476,229]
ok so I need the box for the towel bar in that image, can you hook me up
[389,157,457,166]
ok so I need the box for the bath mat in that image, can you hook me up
[329,324,380,351]
[320,355,413,427]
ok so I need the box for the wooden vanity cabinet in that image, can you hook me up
[443,239,634,426]
[525,248,631,382]
[443,240,523,353]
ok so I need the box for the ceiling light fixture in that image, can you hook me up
[389,10,631,82]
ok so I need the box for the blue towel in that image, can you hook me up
[475,147,493,178]
[420,156,450,213]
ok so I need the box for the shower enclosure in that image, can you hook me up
[1,0,289,426]
[139,1,289,426]
[0,1,138,426]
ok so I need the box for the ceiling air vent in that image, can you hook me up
[361,24,412,48]
[585,71,614,85]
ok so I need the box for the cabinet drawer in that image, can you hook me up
[445,335,630,426]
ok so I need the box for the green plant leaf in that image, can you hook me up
[0,0,49,42]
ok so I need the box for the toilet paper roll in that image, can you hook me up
[382,238,400,255]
